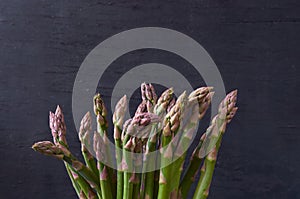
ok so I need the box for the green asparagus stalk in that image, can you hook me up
[120,118,132,199]
[198,163,206,193]
[32,141,101,193]
[66,163,81,197]
[179,133,206,199]
[93,93,116,197]
[131,138,143,199]
[70,170,98,199]
[94,132,113,199]
[143,87,174,199]
[193,90,238,199]
[172,87,213,156]
[157,91,187,199]
[177,87,214,188]
[122,136,134,199]
[169,87,214,197]
[138,83,158,199]
[154,90,175,199]
[50,106,93,198]
[79,112,99,177]
[120,116,133,196]
[113,95,127,199]
[168,102,199,198]
[193,146,217,199]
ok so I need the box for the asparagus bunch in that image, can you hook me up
[32,83,238,199]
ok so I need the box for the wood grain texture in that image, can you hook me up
[0,0,299,198]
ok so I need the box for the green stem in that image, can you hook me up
[94,94,116,195]
[144,171,155,199]
[153,170,159,199]
[123,172,133,199]
[157,143,173,199]
[192,156,215,199]
[193,135,222,199]
[82,145,99,177]
[98,162,113,199]
[169,156,185,198]
[115,137,123,199]
[63,155,101,193]
[179,157,202,199]
[143,128,159,199]
[97,127,115,194]
[179,135,205,199]
[70,168,99,199]
[157,102,182,199]
[169,105,199,197]
[65,163,81,197]
[132,173,141,199]
[123,147,133,199]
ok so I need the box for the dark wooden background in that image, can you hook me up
[0,0,299,198]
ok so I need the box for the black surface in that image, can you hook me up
[0,0,299,198]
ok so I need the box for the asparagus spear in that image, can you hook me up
[179,133,206,199]
[122,136,134,199]
[143,87,174,199]
[120,117,134,199]
[66,163,81,197]
[177,86,214,194]
[49,106,67,146]
[139,83,158,199]
[169,87,214,197]
[113,95,127,199]
[32,141,101,193]
[154,89,175,199]
[193,90,238,199]
[194,148,215,199]
[93,94,116,197]
[157,91,187,199]
[131,138,143,199]
[79,112,99,177]
[50,106,96,198]
[94,132,113,199]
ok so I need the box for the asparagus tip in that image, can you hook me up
[113,95,127,126]
[55,105,62,115]
[79,111,92,142]
[93,93,107,117]
[32,141,64,159]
